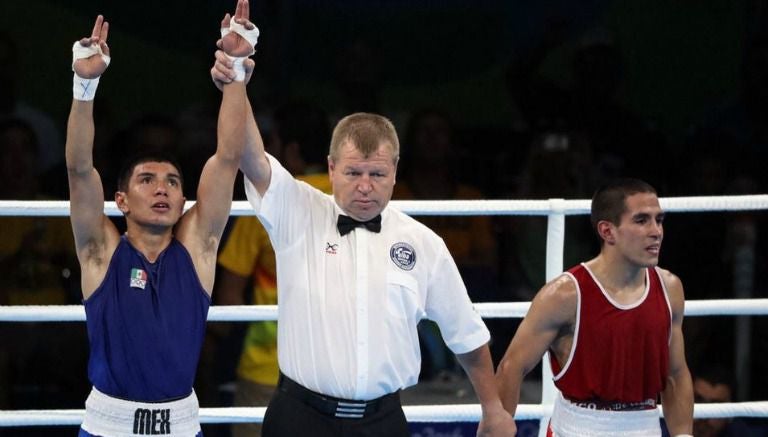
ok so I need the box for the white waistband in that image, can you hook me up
[550,392,661,437]
[81,387,201,437]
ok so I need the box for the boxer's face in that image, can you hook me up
[117,161,186,229]
[603,192,664,267]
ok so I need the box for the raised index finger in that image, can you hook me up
[235,0,250,22]
[91,15,104,39]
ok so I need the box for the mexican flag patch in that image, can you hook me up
[130,268,148,290]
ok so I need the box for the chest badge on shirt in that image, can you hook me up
[130,268,148,290]
[390,242,416,271]
[325,242,339,255]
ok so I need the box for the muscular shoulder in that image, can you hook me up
[530,274,578,325]
[656,267,684,296]
[656,267,685,315]
[540,274,577,299]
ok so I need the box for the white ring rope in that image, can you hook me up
[2,299,768,322]
[1,194,767,216]
[2,403,768,426]
[1,195,767,427]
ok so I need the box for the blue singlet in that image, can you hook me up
[84,235,210,401]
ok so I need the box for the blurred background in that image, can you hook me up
[1,0,767,436]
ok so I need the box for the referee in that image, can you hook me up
[212,54,515,437]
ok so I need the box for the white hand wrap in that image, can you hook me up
[71,41,111,70]
[229,57,247,82]
[220,20,259,82]
[71,41,111,101]
[72,75,100,101]
[225,20,260,54]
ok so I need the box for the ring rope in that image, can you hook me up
[2,402,768,426]
[2,299,768,322]
[1,194,767,217]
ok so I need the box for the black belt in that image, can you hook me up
[277,373,398,419]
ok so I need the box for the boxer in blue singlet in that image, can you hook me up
[65,2,258,435]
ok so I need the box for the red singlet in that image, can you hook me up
[550,263,671,409]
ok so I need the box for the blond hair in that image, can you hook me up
[329,113,400,163]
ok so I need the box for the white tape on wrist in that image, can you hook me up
[219,21,259,83]
[227,56,247,82]
[73,74,100,101]
[673,434,693,437]
[71,41,110,100]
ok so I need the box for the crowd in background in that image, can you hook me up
[1,1,768,436]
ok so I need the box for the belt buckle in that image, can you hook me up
[334,400,367,419]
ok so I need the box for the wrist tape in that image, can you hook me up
[220,20,260,82]
[71,41,111,101]
[72,75,100,101]
[228,56,246,82]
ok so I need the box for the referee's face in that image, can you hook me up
[329,141,397,222]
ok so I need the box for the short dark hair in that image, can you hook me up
[116,152,184,194]
[590,178,657,240]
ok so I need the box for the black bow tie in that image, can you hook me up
[337,214,382,236]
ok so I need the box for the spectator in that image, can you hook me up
[692,365,755,437]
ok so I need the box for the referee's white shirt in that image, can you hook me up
[244,155,490,400]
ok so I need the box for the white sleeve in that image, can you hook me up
[244,154,308,250]
[425,241,490,354]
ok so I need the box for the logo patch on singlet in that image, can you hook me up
[130,268,148,290]
[390,242,416,271]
